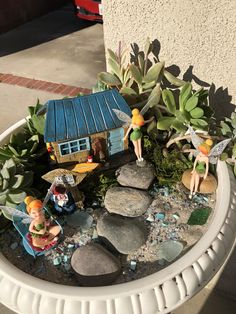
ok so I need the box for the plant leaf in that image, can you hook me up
[138,54,145,75]
[185,95,198,112]
[7,191,26,204]
[179,82,192,111]
[157,117,175,130]
[145,83,162,108]
[11,175,24,189]
[164,70,185,86]
[8,145,20,157]
[143,62,165,83]
[144,37,152,56]
[108,58,122,80]
[129,64,142,85]
[21,171,34,188]
[119,86,137,96]
[172,120,187,132]
[142,81,156,90]
[98,72,121,86]
[190,118,208,127]
[0,167,10,180]
[107,48,118,62]
[175,110,186,123]
[31,115,45,135]
[0,193,7,205]
[190,107,204,119]
[162,89,176,114]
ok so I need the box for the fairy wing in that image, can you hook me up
[187,126,205,150]
[112,109,131,127]
[0,206,32,224]
[140,99,152,116]
[209,138,231,157]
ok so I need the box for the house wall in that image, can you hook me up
[0,0,69,34]
[52,127,129,164]
[52,141,90,164]
[103,0,236,111]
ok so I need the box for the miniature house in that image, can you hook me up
[44,89,131,164]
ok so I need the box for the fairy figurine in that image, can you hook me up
[113,105,153,163]
[0,196,61,249]
[188,126,230,199]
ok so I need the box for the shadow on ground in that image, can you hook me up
[0,4,97,57]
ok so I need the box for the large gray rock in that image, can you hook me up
[71,243,121,286]
[116,161,155,189]
[97,214,146,254]
[104,186,152,217]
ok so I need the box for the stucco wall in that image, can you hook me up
[103,0,236,114]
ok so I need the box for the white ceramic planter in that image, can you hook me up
[0,119,236,314]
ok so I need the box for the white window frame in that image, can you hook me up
[59,137,90,156]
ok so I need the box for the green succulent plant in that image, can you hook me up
[0,132,41,164]
[25,99,45,136]
[0,159,34,209]
[157,83,212,132]
[97,38,186,109]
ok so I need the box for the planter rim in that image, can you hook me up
[0,119,235,313]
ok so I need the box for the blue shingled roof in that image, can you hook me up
[44,89,132,143]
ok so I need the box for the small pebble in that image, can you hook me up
[155,212,165,220]
[130,260,137,271]
[10,242,18,250]
[146,214,155,222]
[53,256,62,266]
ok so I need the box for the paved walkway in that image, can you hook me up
[0,73,91,96]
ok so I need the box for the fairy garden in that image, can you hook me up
[0,39,235,287]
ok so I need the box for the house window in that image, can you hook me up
[59,138,90,156]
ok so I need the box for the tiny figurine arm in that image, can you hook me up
[144,116,155,124]
[123,124,132,140]
[204,157,209,180]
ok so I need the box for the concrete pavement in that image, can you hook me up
[0,3,236,314]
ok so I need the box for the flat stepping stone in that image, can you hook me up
[104,186,152,217]
[71,243,121,286]
[116,161,155,190]
[66,211,93,231]
[97,214,146,254]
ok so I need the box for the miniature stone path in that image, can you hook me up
[71,161,155,285]
[0,73,91,96]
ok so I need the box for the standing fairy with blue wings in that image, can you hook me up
[188,126,230,199]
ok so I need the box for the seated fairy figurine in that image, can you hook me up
[51,184,76,214]
[25,197,61,248]
[188,126,230,199]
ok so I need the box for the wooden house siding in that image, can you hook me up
[51,126,129,164]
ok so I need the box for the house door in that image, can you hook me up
[108,128,124,156]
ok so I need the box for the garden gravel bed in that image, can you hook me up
[0,182,215,286]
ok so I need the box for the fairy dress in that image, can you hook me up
[31,221,48,238]
[130,127,142,141]
[195,161,206,174]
